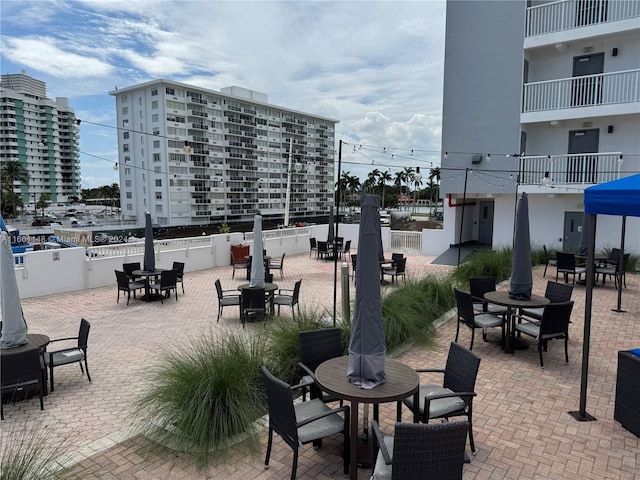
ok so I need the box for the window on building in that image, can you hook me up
[155,179,162,186]
[151,88,158,96]
[155,204,163,213]
[125,180,131,187]
[126,203,132,210]
[152,100,158,109]
[166,87,175,95]
[124,168,131,175]
[126,192,132,199]
[124,156,131,164]
[123,144,129,152]
[155,192,162,200]
[152,114,159,122]
[123,131,129,139]
[153,140,160,148]
[121,106,128,115]
[153,127,160,135]
[121,95,128,103]
[122,120,129,128]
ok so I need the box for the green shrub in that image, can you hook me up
[380,275,455,353]
[451,247,513,287]
[133,330,269,468]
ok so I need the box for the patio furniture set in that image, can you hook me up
[115,261,184,304]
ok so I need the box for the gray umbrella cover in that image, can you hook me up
[509,192,533,300]
[249,214,265,288]
[1,231,28,348]
[143,212,156,272]
[327,206,335,243]
[348,194,386,389]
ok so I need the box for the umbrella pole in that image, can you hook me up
[569,214,597,422]
[332,140,343,326]
[613,216,626,313]
[457,168,469,267]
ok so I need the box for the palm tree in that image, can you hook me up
[37,193,51,216]
[412,172,423,211]
[0,160,29,217]
[366,169,381,195]
[378,170,392,208]
[429,167,441,215]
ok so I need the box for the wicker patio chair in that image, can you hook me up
[521,281,573,322]
[397,341,481,453]
[272,279,301,319]
[371,420,468,480]
[45,318,91,393]
[269,253,286,279]
[454,288,505,351]
[382,257,407,285]
[261,366,350,480]
[309,237,318,257]
[514,301,574,368]
[298,327,344,403]
[122,261,141,281]
[542,245,557,278]
[150,269,178,303]
[1,349,45,420]
[115,270,145,304]
[555,252,586,284]
[215,279,240,322]
[468,277,508,317]
[172,261,185,293]
[240,287,266,327]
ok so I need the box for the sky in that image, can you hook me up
[0,0,446,189]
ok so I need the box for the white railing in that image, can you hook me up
[523,69,640,113]
[526,0,640,37]
[243,227,312,243]
[390,231,422,253]
[519,152,623,185]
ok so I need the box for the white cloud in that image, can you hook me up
[1,37,113,78]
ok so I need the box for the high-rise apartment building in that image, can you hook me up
[109,80,337,227]
[440,0,639,253]
[0,71,81,208]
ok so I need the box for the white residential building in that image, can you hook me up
[0,71,81,208]
[440,0,640,254]
[109,81,337,227]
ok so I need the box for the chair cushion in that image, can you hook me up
[129,280,145,290]
[295,398,345,444]
[273,295,293,305]
[47,349,84,367]
[404,384,466,419]
[521,307,543,321]
[220,296,240,306]
[473,304,508,315]
[515,322,540,338]
[474,313,503,329]
[372,435,394,480]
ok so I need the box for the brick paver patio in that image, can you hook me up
[1,252,638,479]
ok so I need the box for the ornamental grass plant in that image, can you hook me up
[451,247,514,287]
[133,330,269,468]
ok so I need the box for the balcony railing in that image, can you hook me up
[526,0,640,37]
[523,69,640,113]
[518,152,622,186]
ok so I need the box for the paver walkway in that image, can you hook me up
[1,252,638,479]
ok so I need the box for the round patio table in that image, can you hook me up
[484,291,549,354]
[237,282,278,315]
[315,355,419,479]
[132,269,167,301]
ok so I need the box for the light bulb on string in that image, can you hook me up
[486,154,491,162]
[113,162,119,171]
[618,155,624,167]
[443,152,448,160]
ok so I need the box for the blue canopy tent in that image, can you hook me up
[570,174,640,421]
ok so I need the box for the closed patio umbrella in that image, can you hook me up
[1,230,28,348]
[249,214,265,288]
[348,194,386,389]
[143,212,156,272]
[327,207,335,243]
[509,192,532,300]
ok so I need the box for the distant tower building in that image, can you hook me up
[0,70,81,209]
[109,80,338,226]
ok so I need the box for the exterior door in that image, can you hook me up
[572,53,604,107]
[477,200,494,246]
[567,129,600,183]
[563,212,584,251]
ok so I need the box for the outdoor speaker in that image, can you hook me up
[608,125,614,134]
[612,48,618,56]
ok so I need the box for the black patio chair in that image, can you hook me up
[269,253,286,279]
[45,318,91,393]
[115,270,145,304]
[172,261,185,293]
[397,341,481,453]
[317,241,329,260]
[309,237,318,258]
[468,277,508,317]
[382,257,407,285]
[261,366,350,480]
[521,281,573,322]
[215,278,240,322]
[514,301,574,367]
[371,420,469,480]
[1,349,45,420]
[273,279,302,319]
[122,262,141,282]
[298,327,344,403]
[240,287,266,328]
[542,245,557,278]
[150,269,178,303]
[555,252,586,285]
[596,252,629,288]
[454,288,504,351]
[339,239,351,259]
